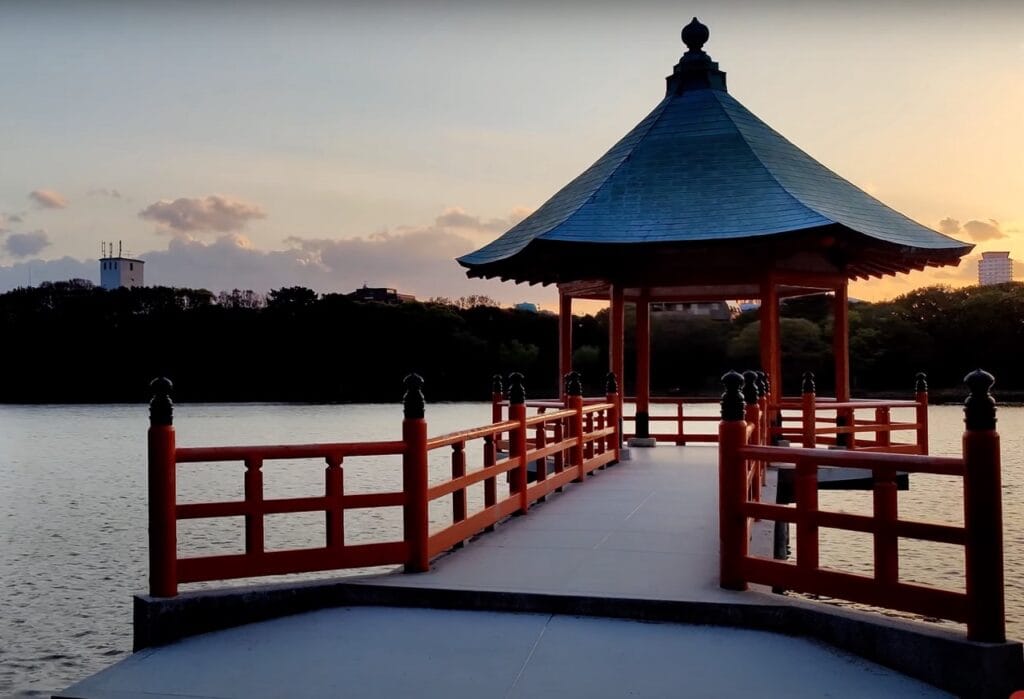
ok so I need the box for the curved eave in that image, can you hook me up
[460,226,973,288]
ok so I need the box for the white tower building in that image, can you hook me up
[99,241,145,290]
[978,251,1013,286]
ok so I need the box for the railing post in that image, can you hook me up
[719,370,749,591]
[801,371,816,449]
[244,457,265,556]
[962,369,1004,642]
[756,370,769,447]
[451,442,467,529]
[915,372,929,455]
[491,374,504,424]
[875,407,891,449]
[508,372,529,515]
[402,374,429,573]
[743,371,762,499]
[325,454,344,550]
[148,377,177,598]
[606,372,620,463]
[567,371,585,483]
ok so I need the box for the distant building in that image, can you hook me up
[349,285,415,304]
[978,251,1013,285]
[651,301,735,321]
[99,241,144,290]
[514,302,540,313]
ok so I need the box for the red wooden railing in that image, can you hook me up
[718,369,1004,642]
[146,374,619,597]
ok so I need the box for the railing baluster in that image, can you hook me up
[325,455,344,550]
[873,466,898,586]
[875,407,891,449]
[795,456,819,572]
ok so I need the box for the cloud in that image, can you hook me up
[0,207,551,306]
[936,216,1007,242]
[962,219,1006,242]
[3,230,51,258]
[139,194,266,233]
[434,206,530,235]
[88,188,122,199]
[29,189,68,209]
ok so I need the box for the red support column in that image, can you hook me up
[402,374,429,573]
[962,370,1005,642]
[719,371,749,591]
[609,285,625,400]
[148,377,177,598]
[760,280,781,397]
[559,290,573,399]
[833,282,850,402]
[635,292,651,441]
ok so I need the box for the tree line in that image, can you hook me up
[1,280,1021,403]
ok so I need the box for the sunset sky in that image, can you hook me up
[1,1,1021,307]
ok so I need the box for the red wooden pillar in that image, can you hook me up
[402,374,429,573]
[148,377,177,598]
[559,290,573,399]
[634,292,651,440]
[962,370,1005,642]
[833,282,850,402]
[719,371,749,591]
[609,285,625,400]
[759,280,781,397]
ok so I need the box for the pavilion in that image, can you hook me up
[458,18,972,441]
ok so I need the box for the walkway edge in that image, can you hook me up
[133,580,1022,699]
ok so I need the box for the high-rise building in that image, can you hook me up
[978,251,1013,286]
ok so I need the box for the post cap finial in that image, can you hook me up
[802,371,816,395]
[565,371,583,397]
[605,371,618,394]
[682,17,709,53]
[964,369,996,431]
[491,373,503,395]
[721,370,745,421]
[149,376,174,426]
[742,370,759,405]
[508,372,526,405]
[915,372,928,393]
[403,373,425,419]
[756,370,769,396]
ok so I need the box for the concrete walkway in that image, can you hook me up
[60,606,949,698]
[357,445,771,604]
[60,446,998,697]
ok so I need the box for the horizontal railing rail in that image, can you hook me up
[717,368,1004,643]
[147,372,621,598]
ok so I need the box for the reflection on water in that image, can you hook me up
[1,402,1021,697]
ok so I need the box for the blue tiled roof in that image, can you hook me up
[459,84,969,269]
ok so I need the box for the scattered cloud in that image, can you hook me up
[28,189,68,209]
[3,230,51,258]
[88,188,122,199]
[434,206,529,234]
[0,207,548,306]
[936,216,1006,242]
[139,194,266,233]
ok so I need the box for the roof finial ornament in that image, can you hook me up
[681,17,709,54]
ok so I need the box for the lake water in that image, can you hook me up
[1,402,1021,697]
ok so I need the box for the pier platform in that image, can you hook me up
[59,446,1020,698]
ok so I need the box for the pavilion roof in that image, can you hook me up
[457,19,971,291]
